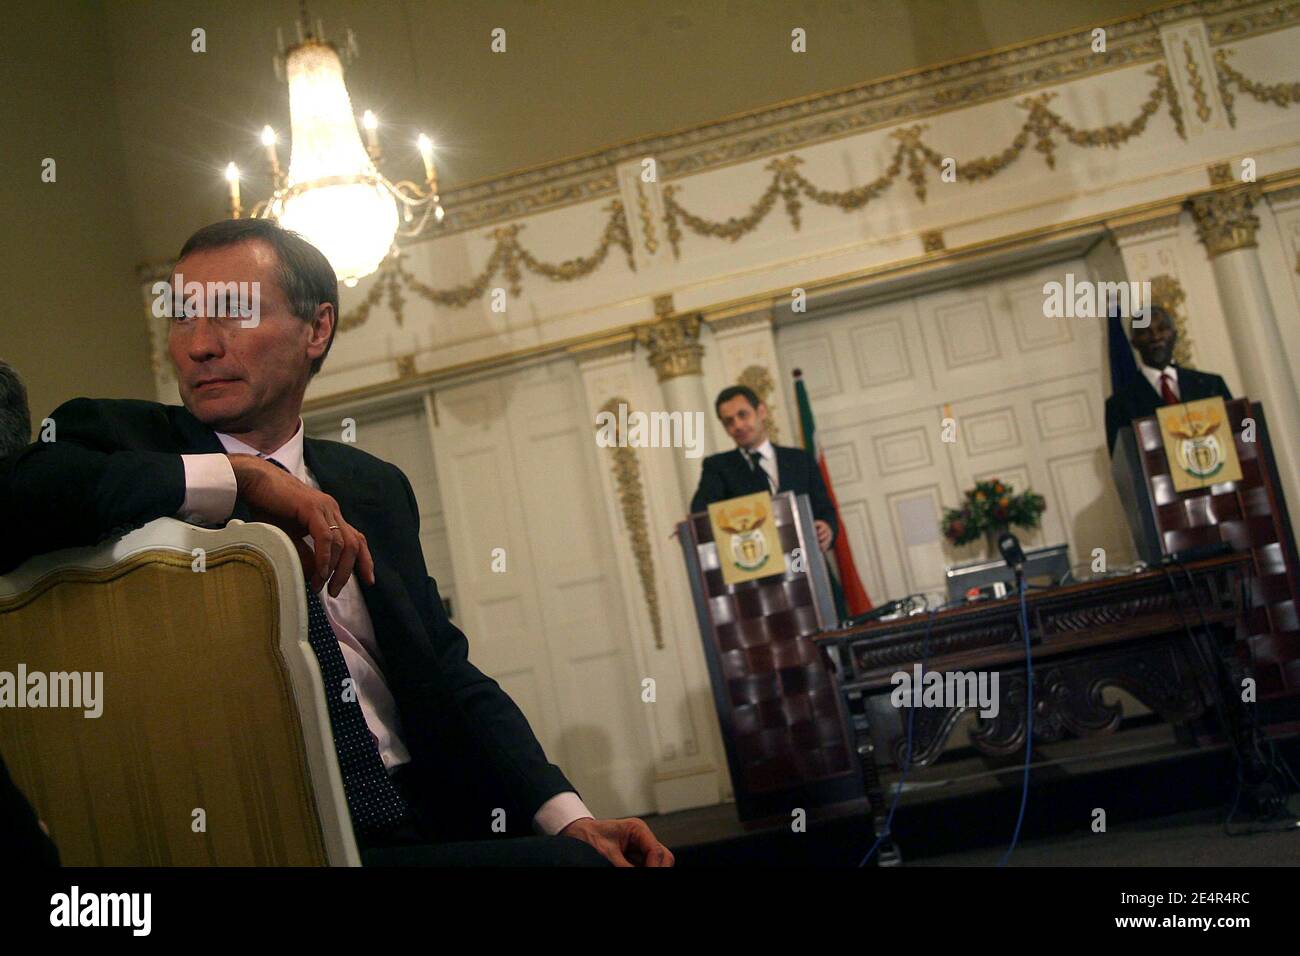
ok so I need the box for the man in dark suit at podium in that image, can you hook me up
[1105,305,1233,454]
[0,219,672,867]
[691,385,837,552]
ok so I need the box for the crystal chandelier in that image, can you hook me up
[223,9,443,286]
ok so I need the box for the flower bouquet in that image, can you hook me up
[941,478,1046,556]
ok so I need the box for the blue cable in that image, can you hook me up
[998,573,1034,867]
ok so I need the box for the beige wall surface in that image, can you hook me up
[1,2,155,431]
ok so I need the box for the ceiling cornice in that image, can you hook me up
[413,0,1299,241]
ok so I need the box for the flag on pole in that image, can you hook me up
[792,369,872,618]
[1107,295,1140,398]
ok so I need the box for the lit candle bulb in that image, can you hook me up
[225,162,242,218]
[260,125,282,182]
[416,133,437,189]
[362,110,379,155]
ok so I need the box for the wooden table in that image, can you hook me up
[813,553,1256,865]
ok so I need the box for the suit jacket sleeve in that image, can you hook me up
[0,752,59,866]
[1213,374,1233,401]
[0,398,185,573]
[690,455,725,514]
[393,466,575,822]
[803,450,838,546]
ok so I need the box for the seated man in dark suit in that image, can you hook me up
[1104,305,1233,455]
[690,385,837,552]
[0,219,672,867]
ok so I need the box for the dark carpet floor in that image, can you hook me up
[655,734,1300,867]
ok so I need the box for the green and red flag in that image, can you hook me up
[793,369,872,617]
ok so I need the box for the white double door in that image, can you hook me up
[775,257,1136,605]
[314,361,657,819]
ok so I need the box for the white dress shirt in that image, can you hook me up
[743,438,779,493]
[1139,362,1179,401]
[174,419,591,836]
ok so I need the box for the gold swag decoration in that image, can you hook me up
[663,65,1181,257]
[339,199,633,331]
[595,398,664,650]
[1215,47,1300,127]
[331,46,1299,316]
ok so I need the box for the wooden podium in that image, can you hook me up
[677,492,862,824]
[1112,397,1300,702]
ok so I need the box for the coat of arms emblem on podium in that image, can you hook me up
[708,492,783,584]
[1156,397,1243,491]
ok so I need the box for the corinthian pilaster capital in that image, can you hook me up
[635,313,704,382]
[1189,187,1261,258]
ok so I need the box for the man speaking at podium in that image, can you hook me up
[1105,305,1233,455]
[691,385,837,552]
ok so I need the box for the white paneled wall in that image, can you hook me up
[776,257,1134,604]
[305,403,458,617]
[431,359,656,817]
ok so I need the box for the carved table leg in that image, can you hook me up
[846,690,902,866]
[1191,627,1290,820]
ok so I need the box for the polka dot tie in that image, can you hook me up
[264,456,410,835]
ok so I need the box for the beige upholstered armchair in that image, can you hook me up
[0,518,359,865]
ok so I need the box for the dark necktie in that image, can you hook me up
[746,449,776,494]
[262,456,410,835]
[1159,372,1179,405]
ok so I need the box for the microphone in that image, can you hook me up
[998,531,1026,576]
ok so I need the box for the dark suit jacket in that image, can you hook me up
[0,752,60,865]
[0,398,575,842]
[690,444,838,546]
[1104,366,1233,454]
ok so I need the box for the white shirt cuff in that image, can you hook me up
[177,454,237,525]
[532,792,593,836]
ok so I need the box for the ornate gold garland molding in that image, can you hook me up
[662,67,1180,256]
[134,3,1297,301]
[338,200,633,332]
[325,46,1297,326]
[1215,47,1300,125]
[595,398,663,650]
[295,167,1300,418]
[412,0,1297,239]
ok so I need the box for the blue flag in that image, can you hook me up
[1107,303,1139,397]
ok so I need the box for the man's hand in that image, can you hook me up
[559,816,674,867]
[814,519,833,551]
[228,454,375,596]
